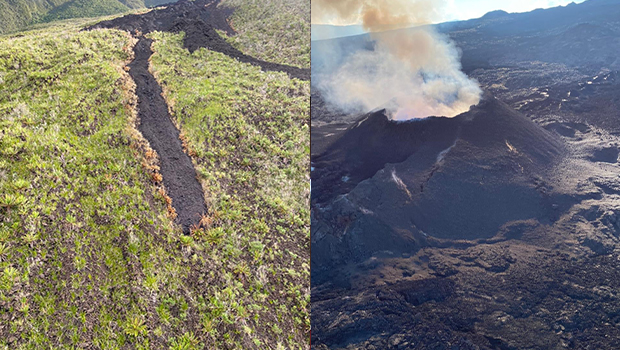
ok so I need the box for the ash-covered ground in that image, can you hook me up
[311,0,620,349]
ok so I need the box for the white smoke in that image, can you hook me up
[312,0,482,120]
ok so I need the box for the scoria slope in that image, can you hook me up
[312,93,569,277]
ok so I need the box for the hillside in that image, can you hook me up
[0,0,309,348]
[0,0,172,34]
[222,0,310,68]
[41,0,130,23]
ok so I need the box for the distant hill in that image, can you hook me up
[41,0,129,23]
[311,23,365,41]
[0,0,173,34]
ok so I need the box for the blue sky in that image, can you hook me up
[443,0,585,22]
[312,0,587,25]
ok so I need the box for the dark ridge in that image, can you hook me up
[129,37,206,233]
[89,0,309,80]
[481,9,510,19]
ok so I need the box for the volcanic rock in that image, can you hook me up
[312,93,569,274]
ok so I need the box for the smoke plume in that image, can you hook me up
[312,0,482,120]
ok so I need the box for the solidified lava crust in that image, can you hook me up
[128,37,206,233]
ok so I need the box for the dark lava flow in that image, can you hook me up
[91,0,309,81]
[129,37,206,233]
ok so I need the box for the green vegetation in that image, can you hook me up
[0,25,187,349]
[0,23,262,349]
[0,0,169,34]
[221,0,310,68]
[148,30,310,349]
[41,0,129,23]
[0,0,310,347]
[0,0,69,34]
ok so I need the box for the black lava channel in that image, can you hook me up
[129,37,206,233]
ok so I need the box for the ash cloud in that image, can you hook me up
[312,0,482,120]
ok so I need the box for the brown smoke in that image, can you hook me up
[312,0,443,30]
[312,0,482,120]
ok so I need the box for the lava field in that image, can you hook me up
[311,0,620,348]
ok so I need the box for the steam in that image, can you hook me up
[312,0,482,120]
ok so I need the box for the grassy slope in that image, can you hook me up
[148,30,310,349]
[0,0,148,34]
[0,1,310,348]
[1,23,220,350]
[41,0,130,22]
[0,0,69,34]
[221,0,310,69]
